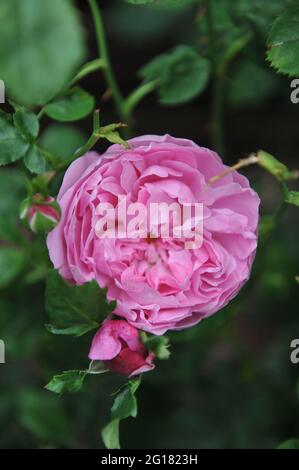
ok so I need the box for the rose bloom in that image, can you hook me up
[47,135,260,335]
[89,319,155,376]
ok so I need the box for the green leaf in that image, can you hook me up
[45,270,116,337]
[24,145,47,174]
[196,0,246,59]
[102,378,141,449]
[285,191,299,207]
[44,87,95,122]
[74,120,129,159]
[0,247,26,289]
[45,370,87,394]
[111,388,138,421]
[143,334,170,359]
[0,113,29,165]
[278,439,299,449]
[129,376,141,394]
[98,122,129,148]
[267,5,299,77]
[30,173,54,195]
[98,125,130,148]
[233,0,290,36]
[0,0,86,106]
[13,110,39,142]
[101,420,120,450]
[140,45,210,105]
[40,124,86,162]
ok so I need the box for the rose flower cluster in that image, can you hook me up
[47,135,260,376]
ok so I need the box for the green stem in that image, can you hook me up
[211,77,224,155]
[280,180,289,200]
[88,0,126,123]
[217,33,252,77]
[37,108,45,120]
[271,181,289,228]
[204,0,224,154]
[68,58,105,88]
[260,180,289,245]
[204,0,217,69]
[272,202,286,229]
[212,33,251,156]
[123,80,158,118]
[65,110,101,164]
[205,0,251,155]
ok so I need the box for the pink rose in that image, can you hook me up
[88,319,155,376]
[47,135,260,335]
[20,193,60,234]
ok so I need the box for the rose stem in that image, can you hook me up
[88,0,127,124]
[208,153,259,185]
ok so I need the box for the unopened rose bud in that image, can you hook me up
[20,193,60,234]
[89,319,155,377]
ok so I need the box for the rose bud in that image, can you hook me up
[88,319,155,377]
[20,193,60,234]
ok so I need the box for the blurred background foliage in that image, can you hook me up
[0,0,299,448]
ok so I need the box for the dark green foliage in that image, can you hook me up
[1,0,299,452]
[45,270,116,337]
